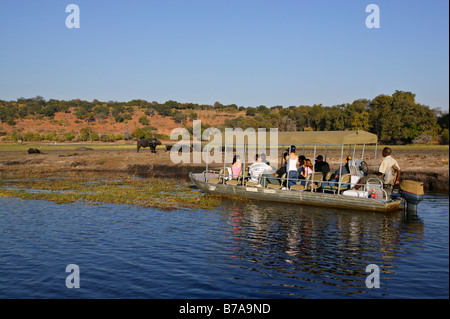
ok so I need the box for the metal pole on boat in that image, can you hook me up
[361,144,365,161]
[352,144,356,161]
[281,145,285,166]
[337,144,344,194]
[223,143,227,184]
[206,144,209,182]
[243,144,246,183]
[325,145,328,162]
[373,143,378,172]
[312,145,316,192]
[286,145,291,189]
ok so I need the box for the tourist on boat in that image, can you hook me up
[260,152,289,187]
[376,147,401,198]
[231,155,242,178]
[260,153,270,166]
[300,159,314,178]
[249,153,272,185]
[298,159,314,186]
[286,145,299,188]
[336,156,351,178]
[297,155,307,179]
[321,156,351,189]
[315,155,330,179]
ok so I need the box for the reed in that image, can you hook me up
[0,173,220,210]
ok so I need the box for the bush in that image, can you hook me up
[100,133,116,142]
[139,116,150,125]
[413,133,433,144]
[63,132,75,141]
[171,110,187,123]
[132,128,152,139]
[9,131,23,142]
[23,132,42,141]
[154,134,169,140]
[245,107,257,116]
[79,127,99,141]
[44,132,58,141]
[123,131,132,140]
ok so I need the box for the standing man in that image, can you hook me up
[377,147,401,198]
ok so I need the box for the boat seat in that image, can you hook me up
[241,168,254,186]
[291,172,323,191]
[209,169,228,184]
[322,174,351,193]
[262,173,285,189]
[324,170,334,181]
[290,184,307,191]
[227,170,244,186]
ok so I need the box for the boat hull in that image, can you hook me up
[190,172,401,213]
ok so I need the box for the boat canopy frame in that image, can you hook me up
[204,130,379,195]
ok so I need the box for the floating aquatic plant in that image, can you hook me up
[0,174,220,210]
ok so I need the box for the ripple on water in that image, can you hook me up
[0,192,448,299]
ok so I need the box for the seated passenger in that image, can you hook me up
[260,153,270,166]
[334,156,351,180]
[231,155,242,178]
[299,159,314,185]
[249,154,272,185]
[297,155,306,179]
[315,155,330,180]
[322,156,352,189]
[261,152,288,187]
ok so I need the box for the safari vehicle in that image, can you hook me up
[189,130,424,213]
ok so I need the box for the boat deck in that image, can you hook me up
[190,172,402,213]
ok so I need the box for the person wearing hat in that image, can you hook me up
[333,156,351,180]
[315,155,330,180]
[321,155,352,190]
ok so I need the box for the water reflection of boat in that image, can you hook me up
[218,199,425,295]
[190,131,424,213]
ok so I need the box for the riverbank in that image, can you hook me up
[0,142,448,191]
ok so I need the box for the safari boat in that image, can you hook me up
[189,130,424,213]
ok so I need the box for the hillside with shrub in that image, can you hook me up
[0,91,448,144]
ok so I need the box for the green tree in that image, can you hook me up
[139,116,150,125]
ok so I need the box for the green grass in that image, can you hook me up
[0,175,220,210]
[0,143,166,152]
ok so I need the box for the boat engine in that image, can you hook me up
[399,180,424,213]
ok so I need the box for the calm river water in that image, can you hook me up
[0,190,448,299]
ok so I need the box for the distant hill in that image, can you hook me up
[0,92,448,144]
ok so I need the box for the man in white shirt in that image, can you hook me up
[377,147,401,198]
[249,154,272,185]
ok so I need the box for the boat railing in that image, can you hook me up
[200,169,388,201]
[203,169,220,183]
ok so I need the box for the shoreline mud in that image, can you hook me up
[1,145,448,191]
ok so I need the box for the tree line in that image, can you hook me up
[224,91,448,144]
[0,91,448,144]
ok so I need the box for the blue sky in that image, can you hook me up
[0,0,448,110]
